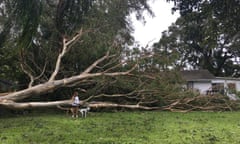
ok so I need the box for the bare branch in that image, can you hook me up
[99,54,121,69]
[137,100,159,105]
[19,49,36,87]
[49,29,84,81]
[84,91,139,102]
[103,64,137,76]
[48,38,68,81]
[88,101,160,110]
[103,59,126,73]
[65,28,83,46]
[34,62,47,81]
[82,51,110,74]
[29,57,48,81]
[20,63,35,88]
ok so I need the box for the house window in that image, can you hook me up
[227,83,236,94]
[212,83,224,94]
[187,82,193,90]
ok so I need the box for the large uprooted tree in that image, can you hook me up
[0,0,239,112]
[0,0,157,110]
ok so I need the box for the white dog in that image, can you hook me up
[79,107,90,118]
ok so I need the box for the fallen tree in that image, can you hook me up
[0,0,160,111]
[0,31,238,112]
[0,28,149,110]
[1,40,239,112]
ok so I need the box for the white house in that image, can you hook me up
[181,70,240,100]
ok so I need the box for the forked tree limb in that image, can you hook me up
[20,62,47,88]
[49,28,84,81]
[20,63,35,88]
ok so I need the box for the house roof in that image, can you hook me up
[181,70,215,81]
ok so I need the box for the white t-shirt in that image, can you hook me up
[73,96,80,105]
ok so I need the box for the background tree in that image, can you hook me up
[156,0,240,76]
[124,0,240,111]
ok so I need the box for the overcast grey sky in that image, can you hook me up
[132,0,179,47]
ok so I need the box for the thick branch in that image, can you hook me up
[0,63,136,101]
[48,37,68,81]
[0,100,72,109]
[88,101,160,110]
[0,99,159,110]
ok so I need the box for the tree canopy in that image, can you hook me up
[155,0,240,76]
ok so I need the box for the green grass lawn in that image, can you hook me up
[1,111,240,144]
